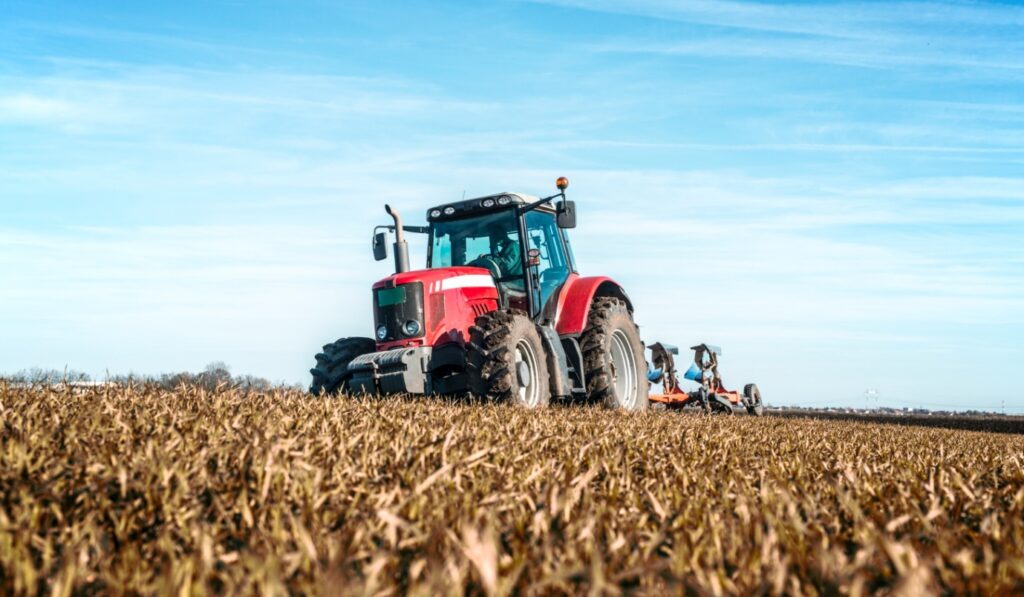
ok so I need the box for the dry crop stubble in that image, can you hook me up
[0,383,1022,595]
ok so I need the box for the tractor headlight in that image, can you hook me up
[497,195,512,206]
[376,325,388,341]
[481,198,495,208]
[402,320,421,336]
[429,209,442,218]
[443,206,456,216]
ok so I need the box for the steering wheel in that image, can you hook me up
[467,255,502,279]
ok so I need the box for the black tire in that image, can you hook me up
[580,297,649,410]
[309,337,376,396]
[744,383,764,417]
[467,310,550,407]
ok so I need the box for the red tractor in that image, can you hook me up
[310,177,649,409]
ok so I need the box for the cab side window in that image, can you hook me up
[525,211,570,310]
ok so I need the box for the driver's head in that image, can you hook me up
[484,223,520,269]
[498,234,520,263]
[486,223,509,249]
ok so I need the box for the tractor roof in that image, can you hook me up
[426,192,553,223]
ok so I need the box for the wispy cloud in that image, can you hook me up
[588,36,1024,73]
[532,0,1024,73]
[531,0,1024,41]
[564,139,1024,155]
[0,94,88,130]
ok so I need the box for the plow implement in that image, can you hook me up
[647,343,763,415]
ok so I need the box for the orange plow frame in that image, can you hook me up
[647,343,760,414]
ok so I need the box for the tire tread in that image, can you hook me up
[309,337,376,396]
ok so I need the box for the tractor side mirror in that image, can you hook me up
[373,231,389,261]
[556,200,576,229]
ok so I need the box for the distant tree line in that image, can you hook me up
[4,362,281,391]
[4,367,92,385]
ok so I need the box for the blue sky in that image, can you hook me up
[2,0,1023,411]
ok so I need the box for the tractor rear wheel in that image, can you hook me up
[580,297,649,410]
[744,383,764,417]
[309,337,376,396]
[467,310,550,407]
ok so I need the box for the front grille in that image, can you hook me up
[374,282,425,342]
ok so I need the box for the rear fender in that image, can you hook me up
[554,275,633,336]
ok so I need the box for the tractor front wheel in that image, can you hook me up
[309,337,376,396]
[580,297,649,410]
[467,310,551,407]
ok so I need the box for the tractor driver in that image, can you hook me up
[470,222,522,280]
[491,226,522,279]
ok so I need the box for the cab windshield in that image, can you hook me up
[429,210,527,310]
[429,210,522,280]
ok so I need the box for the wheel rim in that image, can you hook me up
[610,329,639,408]
[514,338,542,407]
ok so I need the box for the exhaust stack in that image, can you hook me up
[385,204,410,274]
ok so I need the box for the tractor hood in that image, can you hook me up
[371,266,500,351]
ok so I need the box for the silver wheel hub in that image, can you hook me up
[610,329,639,408]
[514,338,541,407]
[516,361,531,388]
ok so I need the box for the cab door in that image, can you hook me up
[524,210,571,320]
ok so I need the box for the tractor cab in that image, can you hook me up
[424,190,577,320]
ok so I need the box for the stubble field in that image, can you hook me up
[1,384,1022,595]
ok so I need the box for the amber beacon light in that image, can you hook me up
[556,176,569,191]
